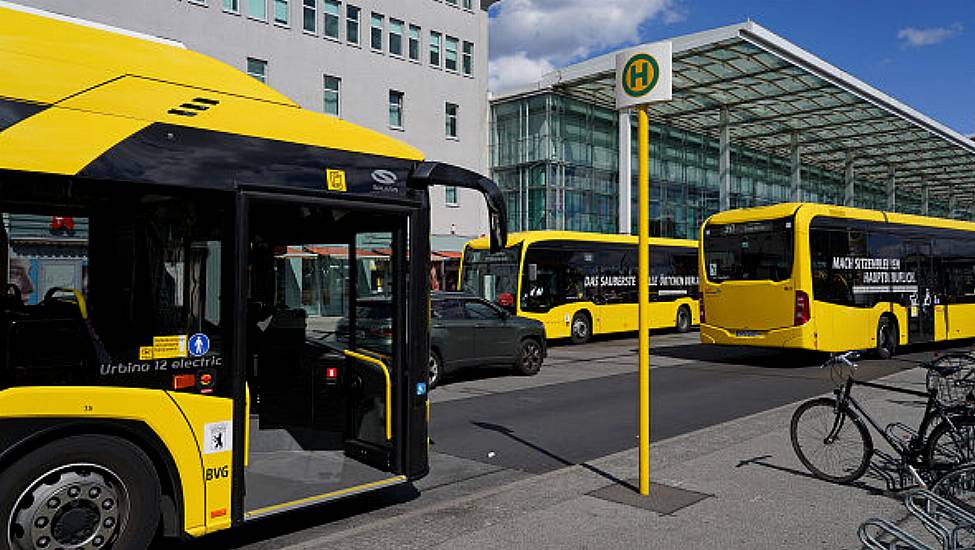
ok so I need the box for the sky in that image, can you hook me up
[488,0,975,135]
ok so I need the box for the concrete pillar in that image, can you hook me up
[844,152,855,207]
[719,107,731,211]
[618,110,632,234]
[886,165,896,212]
[790,132,801,202]
[922,183,929,216]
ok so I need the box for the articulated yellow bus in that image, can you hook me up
[0,5,507,549]
[461,231,699,343]
[700,202,975,356]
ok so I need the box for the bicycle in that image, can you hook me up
[790,351,975,488]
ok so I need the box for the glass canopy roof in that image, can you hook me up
[508,22,975,210]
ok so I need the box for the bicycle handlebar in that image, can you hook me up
[825,350,861,368]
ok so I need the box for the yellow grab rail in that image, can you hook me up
[343,349,392,441]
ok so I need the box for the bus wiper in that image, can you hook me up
[409,162,508,253]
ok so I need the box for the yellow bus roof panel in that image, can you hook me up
[0,5,293,106]
[705,202,802,225]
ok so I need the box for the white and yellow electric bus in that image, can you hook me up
[0,4,507,549]
[461,231,699,343]
[700,202,975,356]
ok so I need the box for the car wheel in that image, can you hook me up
[428,350,443,389]
[570,312,591,345]
[876,316,897,359]
[676,305,692,333]
[1,434,160,550]
[515,338,543,376]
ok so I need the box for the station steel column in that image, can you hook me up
[949,192,958,219]
[844,152,855,207]
[922,184,929,216]
[618,111,633,234]
[719,107,731,211]
[887,165,896,212]
[790,132,801,202]
[637,105,651,496]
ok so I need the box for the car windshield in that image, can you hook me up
[703,216,795,282]
[460,244,521,308]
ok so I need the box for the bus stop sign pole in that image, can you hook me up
[615,41,672,496]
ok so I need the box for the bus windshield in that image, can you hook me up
[704,217,794,282]
[460,244,522,307]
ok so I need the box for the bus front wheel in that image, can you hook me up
[570,312,591,345]
[676,305,692,333]
[876,316,897,359]
[1,434,161,550]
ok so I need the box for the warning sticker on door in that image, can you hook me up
[153,335,187,359]
[203,420,233,454]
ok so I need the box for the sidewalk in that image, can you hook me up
[284,367,933,550]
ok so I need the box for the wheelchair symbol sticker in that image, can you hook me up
[189,333,210,357]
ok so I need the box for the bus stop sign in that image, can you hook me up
[615,42,672,110]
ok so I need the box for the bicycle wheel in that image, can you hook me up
[924,416,975,478]
[791,397,873,483]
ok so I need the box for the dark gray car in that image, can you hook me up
[429,292,546,388]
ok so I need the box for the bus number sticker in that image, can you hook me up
[139,346,154,360]
[326,169,347,192]
[153,335,187,359]
[204,420,233,454]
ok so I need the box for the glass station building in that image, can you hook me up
[490,22,975,239]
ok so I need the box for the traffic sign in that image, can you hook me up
[615,42,672,110]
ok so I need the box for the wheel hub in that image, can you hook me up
[8,465,127,550]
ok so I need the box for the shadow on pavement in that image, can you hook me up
[736,455,886,496]
[472,421,639,493]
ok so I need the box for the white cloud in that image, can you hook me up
[897,23,962,47]
[488,0,681,92]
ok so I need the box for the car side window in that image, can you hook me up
[465,300,501,320]
[434,299,466,320]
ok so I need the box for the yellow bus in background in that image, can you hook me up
[699,202,975,356]
[461,231,699,343]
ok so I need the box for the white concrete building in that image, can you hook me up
[18,0,496,250]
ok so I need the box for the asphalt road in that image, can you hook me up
[168,332,953,549]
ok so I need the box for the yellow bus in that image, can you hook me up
[700,202,975,356]
[461,231,699,343]
[0,5,507,549]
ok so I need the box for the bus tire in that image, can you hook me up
[570,312,591,345]
[1,434,160,550]
[876,315,897,359]
[676,305,692,333]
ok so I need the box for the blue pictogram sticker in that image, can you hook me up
[416,382,427,396]
[189,333,210,357]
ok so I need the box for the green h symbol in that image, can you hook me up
[628,61,649,88]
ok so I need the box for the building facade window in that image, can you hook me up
[223,0,239,13]
[446,0,458,5]
[408,25,420,61]
[302,0,315,32]
[323,0,340,39]
[389,19,404,57]
[445,36,458,72]
[463,0,472,8]
[370,13,383,51]
[445,102,458,138]
[462,41,473,76]
[445,186,458,206]
[273,0,288,25]
[247,0,266,20]
[388,90,403,129]
[429,31,441,67]
[346,5,359,45]
[324,75,340,116]
[247,57,267,83]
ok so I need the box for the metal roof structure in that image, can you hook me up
[494,21,975,210]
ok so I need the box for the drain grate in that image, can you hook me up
[587,480,711,515]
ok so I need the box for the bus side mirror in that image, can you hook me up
[527,264,538,282]
[409,162,508,253]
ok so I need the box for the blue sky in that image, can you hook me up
[488,0,975,135]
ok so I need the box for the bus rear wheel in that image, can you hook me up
[876,316,897,359]
[570,312,591,345]
[676,305,692,333]
[2,435,160,550]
